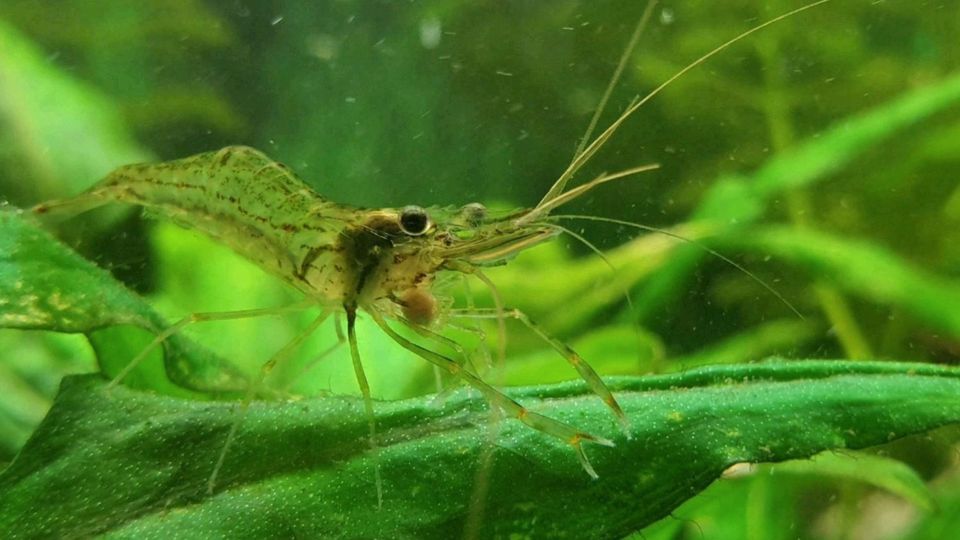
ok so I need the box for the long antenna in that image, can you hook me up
[572,0,659,160]
[553,214,804,319]
[538,0,832,209]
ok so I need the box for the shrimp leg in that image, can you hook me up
[277,313,347,391]
[370,311,613,479]
[208,309,330,494]
[448,307,629,434]
[400,319,484,400]
[108,300,314,389]
[345,305,384,508]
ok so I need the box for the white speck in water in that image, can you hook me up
[345,97,356,103]
[495,70,514,77]
[419,16,442,49]
[271,15,284,26]
[659,8,675,25]
[306,34,339,61]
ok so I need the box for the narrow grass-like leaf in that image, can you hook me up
[771,451,935,511]
[725,226,960,338]
[905,468,960,539]
[632,72,960,321]
[674,318,821,369]
[1,360,957,538]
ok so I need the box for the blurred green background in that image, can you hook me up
[1,0,959,538]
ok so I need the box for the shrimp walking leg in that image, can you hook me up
[207,310,330,494]
[449,307,629,434]
[108,300,314,389]
[401,319,476,399]
[345,306,384,508]
[279,339,346,391]
[370,311,613,479]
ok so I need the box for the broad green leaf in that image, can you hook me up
[0,209,243,394]
[1,360,958,538]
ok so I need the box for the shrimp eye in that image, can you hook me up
[399,205,430,236]
[460,202,487,227]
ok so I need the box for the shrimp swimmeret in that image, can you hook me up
[31,0,827,503]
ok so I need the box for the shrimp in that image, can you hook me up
[31,0,829,506]
[32,145,645,495]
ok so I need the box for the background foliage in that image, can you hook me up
[1,0,959,538]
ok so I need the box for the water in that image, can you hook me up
[0,1,958,538]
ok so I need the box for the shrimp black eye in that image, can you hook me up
[399,205,430,236]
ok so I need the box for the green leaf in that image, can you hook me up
[0,18,150,205]
[771,451,935,511]
[726,226,960,338]
[903,458,960,539]
[639,472,810,540]
[632,71,960,321]
[0,209,244,394]
[674,318,821,369]
[1,360,958,538]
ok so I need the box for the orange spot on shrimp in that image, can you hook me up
[400,287,437,326]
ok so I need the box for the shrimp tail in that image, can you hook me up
[30,187,115,223]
